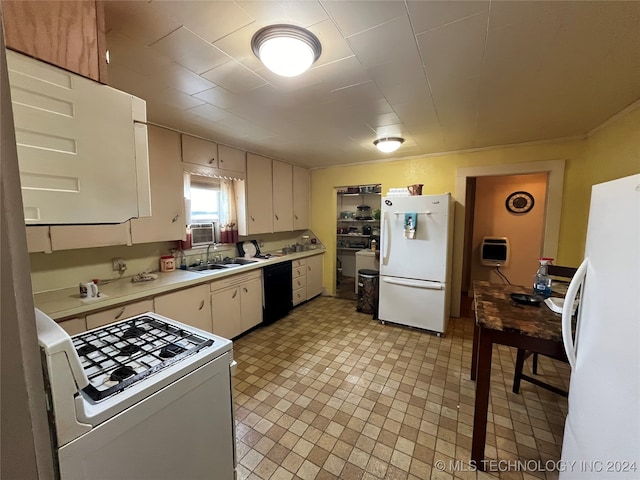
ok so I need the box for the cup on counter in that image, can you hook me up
[79,281,99,299]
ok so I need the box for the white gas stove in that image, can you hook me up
[36,309,237,480]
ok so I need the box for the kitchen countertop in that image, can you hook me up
[34,249,325,321]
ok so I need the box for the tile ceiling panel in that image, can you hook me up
[150,0,254,43]
[320,0,407,37]
[407,0,490,35]
[148,27,231,75]
[200,60,267,93]
[103,1,640,168]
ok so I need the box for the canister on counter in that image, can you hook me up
[160,255,175,272]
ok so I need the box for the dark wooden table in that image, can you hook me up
[470,281,566,470]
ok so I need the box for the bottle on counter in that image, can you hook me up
[533,258,553,298]
[371,239,377,252]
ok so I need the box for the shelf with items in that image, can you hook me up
[337,234,371,238]
[337,218,379,222]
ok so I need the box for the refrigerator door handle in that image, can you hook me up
[562,258,588,369]
[381,276,444,290]
[382,211,391,265]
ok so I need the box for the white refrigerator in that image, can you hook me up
[378,193,454,335]
[560,174,639,478]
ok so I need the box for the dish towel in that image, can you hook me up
[404,213,417,239]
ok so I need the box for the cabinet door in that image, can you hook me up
[86,299,154,330]
[154,285,212,333]
[218,145,245,175]
[292,166,310,230]
[272,160,293,232]
[211,287,242,339]
[245,153,273,235]
[306,254,324,300]
[131,126,184,243]
[181,134,218,167]
[26,226,51,253]
[8,51,146,224]
[50,223,131,250]
[2,0,107,83]
[240,277,263,331]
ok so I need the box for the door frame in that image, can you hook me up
[451,159,566,317]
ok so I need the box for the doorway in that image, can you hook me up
[453,159,566,317]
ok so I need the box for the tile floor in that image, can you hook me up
[232,296,570,480]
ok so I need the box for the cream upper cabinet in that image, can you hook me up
[26,226,52,253]
[272,160,293,232]
[154,285,212,333]
[292,166,310,230]
[306,254,324,300]
[50,223,131,251]
[7,51,150,225]
[131,126,184,244]
[243,153,273,235]
[218,145,246,176]
[181,134,218,167]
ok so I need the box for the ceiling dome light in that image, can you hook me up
[251,25,322,77]
[374,137,405,153]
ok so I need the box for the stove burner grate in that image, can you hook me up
[72,315,215,402]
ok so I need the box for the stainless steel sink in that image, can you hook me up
[187,258,258,273]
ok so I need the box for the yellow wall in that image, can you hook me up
[310,104,640,299]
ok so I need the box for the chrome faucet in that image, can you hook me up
[206,243,214,264]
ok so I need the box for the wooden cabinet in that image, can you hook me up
[243,153,273,235]
[272,160,293,232]
[210,270,262,339]
[2,0,108,83]
[306,254,324,300]
[218,145,245,176]
[181,134,218,167]
[292,259,307,306]
[86,299,153,330]
[57,317,87,335]
[154,285,212,333]
[131,126,184,244]
[293,166,310,230]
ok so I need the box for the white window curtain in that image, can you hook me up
[219,179,238,243]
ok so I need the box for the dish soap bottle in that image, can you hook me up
[533,258,552,298]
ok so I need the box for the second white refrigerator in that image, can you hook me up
[378,193,454,335]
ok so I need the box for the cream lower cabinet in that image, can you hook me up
[154,284,212,333]
[292,259,306,306]
[210,270,262,339]
[306,254,324,300]
[86,299,154,330]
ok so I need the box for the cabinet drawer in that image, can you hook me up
[210,270,262,293]
[293,287,306,306]
[58,317,87,335]
[292,266,306,279]
[292,259,306,268]
[293,276,306,290]
[86,299,154,330]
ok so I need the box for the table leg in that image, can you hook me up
[471,328,493,471]
[512,348,526,394]
[471,320,480,380]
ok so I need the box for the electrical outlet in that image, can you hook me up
[112,258,126,272]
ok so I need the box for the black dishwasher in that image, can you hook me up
[263,261,293,325]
